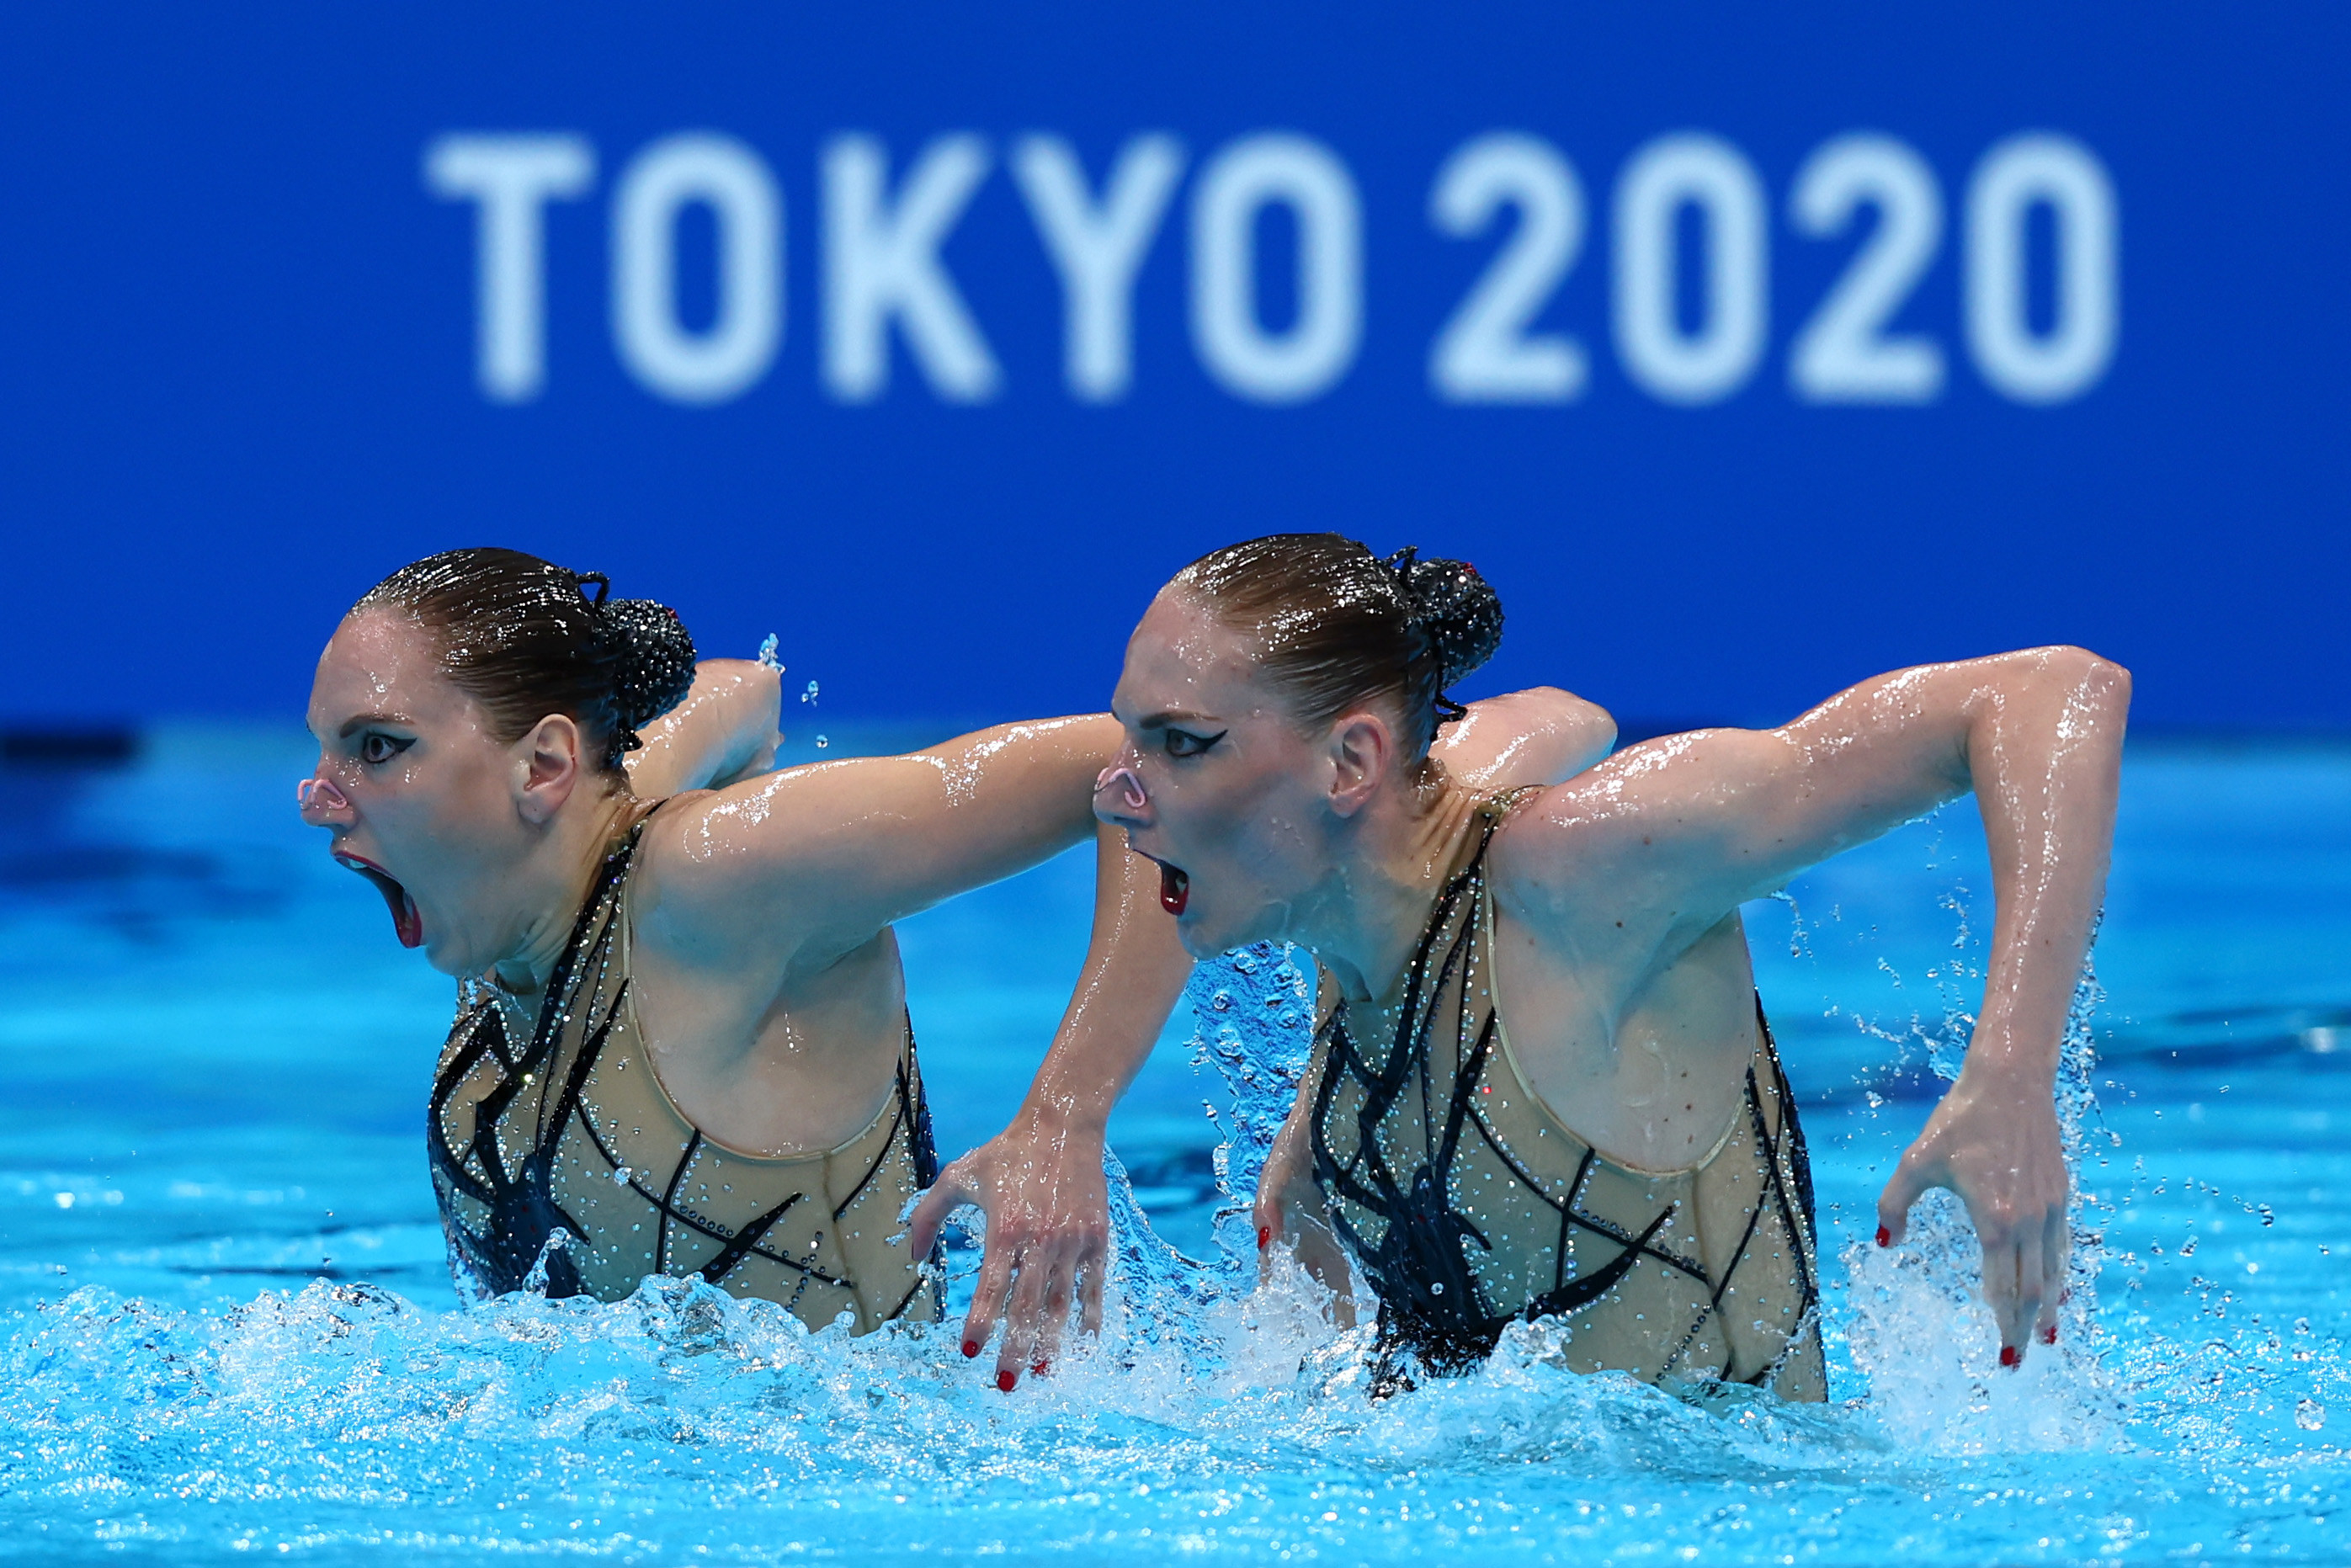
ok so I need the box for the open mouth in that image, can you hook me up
[1157,862,1189,917]
[335,852,423,949]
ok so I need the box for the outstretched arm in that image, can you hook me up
[1511,646,2130,1364]
[636,714,1122,980]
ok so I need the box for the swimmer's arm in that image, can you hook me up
[1437,686,1616,788]
[1254,1050,1356,1323]
[1508,646,2130,1363]
[625,660,782,796]
[643,714,1120,970]
[909,824,1193,1384]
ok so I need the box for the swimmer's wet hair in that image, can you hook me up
[355,548,696,778]
[1172,534,1503,760]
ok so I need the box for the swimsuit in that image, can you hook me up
[1307,791,1826,1397]
[425,814,943,1332]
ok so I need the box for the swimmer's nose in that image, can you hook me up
[297,773,352,826]
[1092,763,1150,827]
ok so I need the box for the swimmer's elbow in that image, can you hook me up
[1519,685,1620,759]
[2024,646,2133,716]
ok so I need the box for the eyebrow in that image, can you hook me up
[1136,710,1218,731]
[336,712,418,738]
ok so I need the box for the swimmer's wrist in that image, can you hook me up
[1955,1018,2062,1091]
[1018,1090,1112,1140]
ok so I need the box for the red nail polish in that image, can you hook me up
[1999,1345,2020,1369]
[1875,1225,1890,1248]
[961,1339,979,1358]
[996,1369,1017,1393]
[2040,1323,2058,1346]
[1258,1225,1271,1251]
[1032,1360,1049,1376]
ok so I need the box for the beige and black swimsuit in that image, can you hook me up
[426,816,942,1333]
[1308,791,1827,1398]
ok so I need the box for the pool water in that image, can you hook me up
[0,725,2344,1564]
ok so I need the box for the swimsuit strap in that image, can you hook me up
[1308,783,1823,1388]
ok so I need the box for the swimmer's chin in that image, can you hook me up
[1171,900,1282,961]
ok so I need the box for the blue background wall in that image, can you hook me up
[1,5,2343,731]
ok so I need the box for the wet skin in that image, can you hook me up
[303,608,1606,1389]
[1094,589,2130,1366]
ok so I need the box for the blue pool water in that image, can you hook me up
[1,725,2345,1564]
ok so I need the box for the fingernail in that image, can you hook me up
[1031,1360,1049,1376]
[961,1339,979,1358]
[996,1369,1017,1393]
[1999,1345,2020,1369]
[1258,1225,1271,1251]
[1875,1225,1890,1248]
[2040,1323,2058,1346]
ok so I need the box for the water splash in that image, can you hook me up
[3,942,2345,1560]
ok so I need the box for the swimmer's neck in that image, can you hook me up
[1299,777,1481,1010]
[487,789,639,997]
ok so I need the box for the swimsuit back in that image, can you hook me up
[425,817,942,1333]
[1309,791,1827,1397]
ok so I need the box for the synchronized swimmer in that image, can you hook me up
[301,537,2127,1393]
[298,546,1602,1387]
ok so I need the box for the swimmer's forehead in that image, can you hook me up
[305,610,455,740]
[1113,591,1259,727]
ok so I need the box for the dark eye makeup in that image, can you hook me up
[358,732,416,765]
[1162,727,1227,758]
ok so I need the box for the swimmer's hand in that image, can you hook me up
[1877,1056,2069,1366]
[1252,1081,1355,1325]
[908,1103,1109,1391]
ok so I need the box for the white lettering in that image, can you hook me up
[1428,133,1588,403]
[1010,135,1185,403]
[1965,133,2119,404]
[1612,133,1768,405]
[423,134,596,401]
[610,134,783,405]
[1788,135,1945,404]
[822,134,1001,403]
[1189,135,1363,404]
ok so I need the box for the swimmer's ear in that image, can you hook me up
[1325,710,1396,819]
[515,714,588,826]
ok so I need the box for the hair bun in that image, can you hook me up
[598,597,698,733]
[1395,552,1503,688]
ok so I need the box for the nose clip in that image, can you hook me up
[297,776,350,813]
[1094,766,1147,811]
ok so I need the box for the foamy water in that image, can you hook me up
[0,730,2345,1562]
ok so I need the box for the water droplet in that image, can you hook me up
[815,735,829,749]
[801,680,820,704]
[2297,1398,2325,1431]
